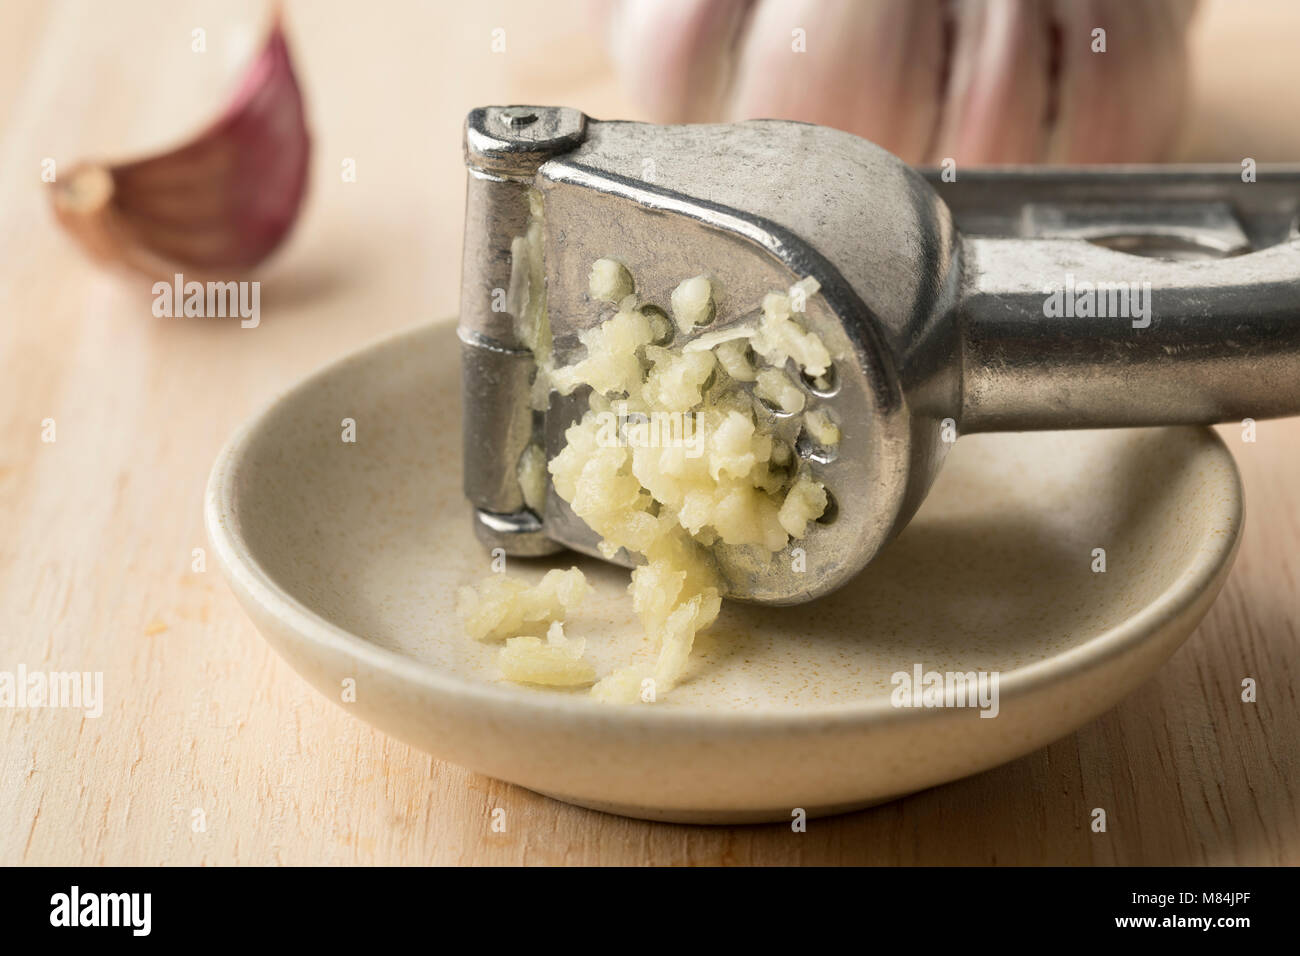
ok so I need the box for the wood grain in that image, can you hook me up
[1,0,1296,866]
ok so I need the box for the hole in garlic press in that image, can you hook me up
[765,440,796,480]
[796,427,839,465]
[640,305,674,345]
[816,489,839,526]
[756,395,797,419]
[801,362,838,396]
[1084,233,1243,261]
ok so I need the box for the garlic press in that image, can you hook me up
[458,105,1300,605]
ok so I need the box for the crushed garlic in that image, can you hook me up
[456,567,589,643]
[681,277,831,378]
[668,274,715,331]
[777,474,830,538]
[517,443,548,514]
[545,268,832,702]
[803,407,841,446]
[464,250,836,702]
[751,283,832,377]
[588,257,634,304]
[754,367,807,414]
[713,338,757,382]
[499,621,596,687]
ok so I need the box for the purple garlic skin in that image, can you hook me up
[53,17,311,276]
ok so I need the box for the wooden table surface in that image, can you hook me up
[2,0,1297,866]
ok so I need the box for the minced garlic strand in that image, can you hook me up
[517,443,548,513]
[456,567,589,643]
[804,407,841,446]
[754,367,807,414]
[669,275,715,331]
[588,257,634,304]
[777,474,829,538]
[499,621,596,687]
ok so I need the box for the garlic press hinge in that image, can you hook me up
[459,107,587,557]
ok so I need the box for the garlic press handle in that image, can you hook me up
[957,236,1300,432]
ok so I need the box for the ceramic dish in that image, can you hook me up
[205,321,1243,823]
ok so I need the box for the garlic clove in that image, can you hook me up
[52,16,310,276]
[930,0,1051,165]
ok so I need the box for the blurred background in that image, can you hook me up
[5,0,1300,354]
[6,0,1299,353]
[3,0,1298,865]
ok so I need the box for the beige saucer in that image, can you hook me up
[205,321,1243,824]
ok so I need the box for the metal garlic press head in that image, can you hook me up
[458,105,1300,605]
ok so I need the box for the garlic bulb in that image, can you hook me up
[51,16,310,276]
[597,0,1198,164]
